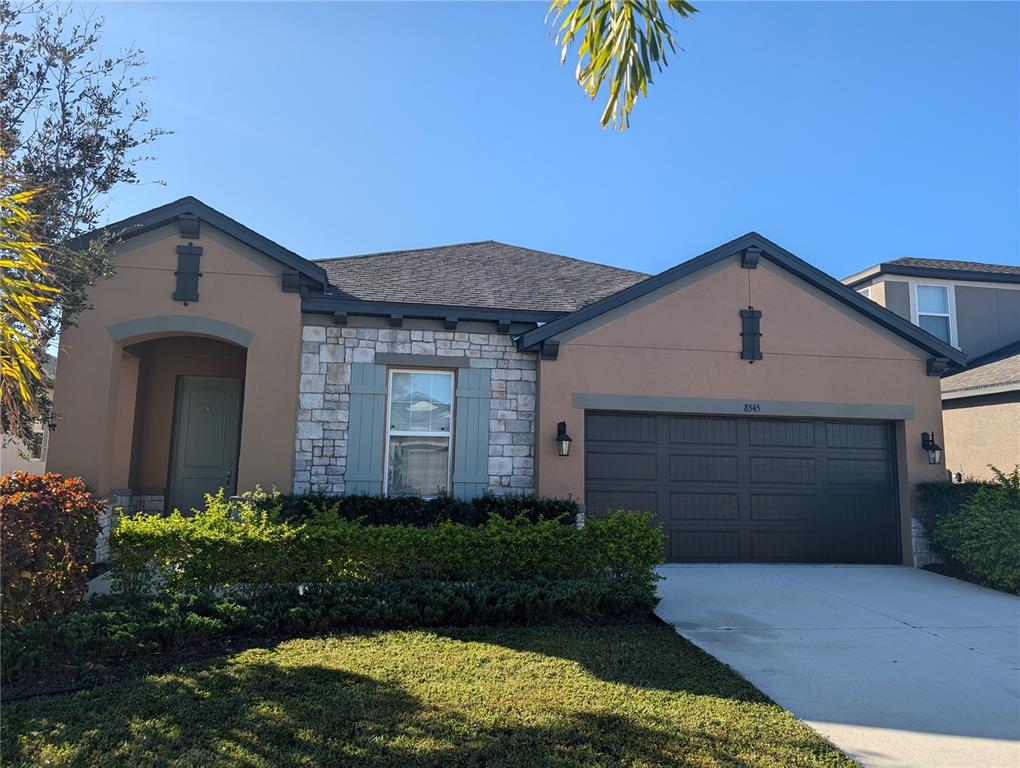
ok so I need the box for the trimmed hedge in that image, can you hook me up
[2,578,656,684]
[0,472,103,624]
[110,495,662,594]
[253,488,579,526]
[927,467,1020,594]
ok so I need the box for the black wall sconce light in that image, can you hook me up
[556,421,573,457]
[921,431,943,465]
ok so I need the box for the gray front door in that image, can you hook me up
[168,376,242,513]
[584,412,899,563]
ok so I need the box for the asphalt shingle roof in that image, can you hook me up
[315,240,649,313]
[885,257,1020,276]
[942,341,1020,396]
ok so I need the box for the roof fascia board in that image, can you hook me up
[845,264,1020,287]
[70,197,328,287]
[301,295,565,326]
[519,232,967,367]
[942,382,1020,399]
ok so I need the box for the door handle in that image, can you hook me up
[226,463,233,487]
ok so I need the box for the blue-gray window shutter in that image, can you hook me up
[452,368,491,499]
[345,362,387,495]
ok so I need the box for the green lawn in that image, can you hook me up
[2,623,857,768]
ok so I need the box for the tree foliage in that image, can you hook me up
[0,168,58,440]
[549,0,697,130]
[0,0,166,437]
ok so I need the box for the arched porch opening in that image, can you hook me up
[121,335,247,514]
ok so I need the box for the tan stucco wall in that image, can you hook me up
[47,223,302,495]
[536,257,947,565]
[942,396,1020,481]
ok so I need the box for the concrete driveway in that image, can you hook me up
[655,565,1020,768]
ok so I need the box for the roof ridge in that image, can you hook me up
[483,240,649,277]
[315,239,650,277]
[313,240,498,264]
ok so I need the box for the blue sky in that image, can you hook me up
[94,1,1019,277]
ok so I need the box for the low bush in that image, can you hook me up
[929,467,1020,594]
[0,472,103,624]
[110,493,662,594]
[2,578,656,684]
[256,488,579,527]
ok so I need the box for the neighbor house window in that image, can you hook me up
[915,284,953,344]
[384,369,453,496]
[857,286,871,299]
[28,431,44,460]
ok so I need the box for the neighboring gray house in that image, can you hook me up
[845,258,1020,480]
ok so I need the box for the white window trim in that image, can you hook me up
[910,282,959,349]
[857,286,872,299]
[383,368,455,496]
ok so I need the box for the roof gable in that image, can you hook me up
[72,197,328,288]
[518,232,968,368]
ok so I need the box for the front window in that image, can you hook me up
[385,370,453,496]
[916,284,952,344]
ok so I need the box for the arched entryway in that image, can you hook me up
[123,336,247,513]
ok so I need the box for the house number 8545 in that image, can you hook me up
[743,403,761,413]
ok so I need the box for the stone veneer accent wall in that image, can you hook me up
[294,324,537,495]
[96,489,165,562]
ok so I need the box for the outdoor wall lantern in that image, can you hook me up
[921,431,943,466]
[556,421,573,457]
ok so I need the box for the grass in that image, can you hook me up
[2,622,857,768]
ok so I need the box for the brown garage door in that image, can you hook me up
[584,412,900,563]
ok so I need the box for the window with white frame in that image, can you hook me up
[385,369,454,496]
[857,286,872,299]
[915,284,952,344]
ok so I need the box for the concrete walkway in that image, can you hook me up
[655,565,1020,768]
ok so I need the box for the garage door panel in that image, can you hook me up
[669,416,737,445]
[827,458,890,485]
[670,454,740,482]
[586,413,657,443]
[587,451,657,480]
[751,530,820,561]
[750,493,818,521]
[585,412,899,563]
[748,420,816,447]
[749,456,817,484]
[826,492,896,526]
[586,490,658,518]
[669,492,739,520]
[669,530,741,560]
[826,530,896,563]
[825,422,889,449]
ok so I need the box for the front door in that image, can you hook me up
[168,376,242,513]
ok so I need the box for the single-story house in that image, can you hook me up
[48,197,967,565]
[844,258,1020,481]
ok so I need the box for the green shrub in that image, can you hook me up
[252,488,578,527]
[929,467,1020,593]
[0,472,103,624]
[111,494,662,595]
[2,578,657,684]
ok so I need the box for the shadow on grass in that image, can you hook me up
[432,621,771,701]
[3,628,853,768]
